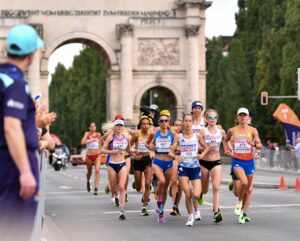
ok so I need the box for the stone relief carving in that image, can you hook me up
[138,38,179,66]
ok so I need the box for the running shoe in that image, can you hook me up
[105,185,110,195]
[125,193,128,203]
[243,213,251,222]
[238,213,245,224]
[168,186,172,197]
[228,180,234,192]
[170,206,181,216]
[185,216,194,227]
[198,194,205,205]
[141,207,149,216]
[114,197,120,207]
[86,182,91,192]
[234,203,242,216]
[132,181,135,190]
[194,210,202,221]
[119,211,126,221]
[158,212,165,223]
[93,187,98,195]
[213,211,223,223]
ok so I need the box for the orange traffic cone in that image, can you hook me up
[295,178,300,191]
[279,176,288,190]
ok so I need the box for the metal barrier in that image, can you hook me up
[31,151,47,241]
[256,150,300,171]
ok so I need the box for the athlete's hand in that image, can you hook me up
[224,149,232,157]
[19,171,37,200]
[246,139,255,147]
[196,153,203,160]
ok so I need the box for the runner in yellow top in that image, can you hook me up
[131,116,152,216]
[225,107,262,224]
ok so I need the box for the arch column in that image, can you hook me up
[28,49,41,97]
[185,25,200,111]
[117,24,134,120]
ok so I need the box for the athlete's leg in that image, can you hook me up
[152,164,166,200]
[107,166,118,199]
[118,166,128,211]
[171,161,179,205]
[161,167,172,208]
[86,158,93,192]
[94,158,101,191]
[134,170,143,192]
[242,174,254,213]
[210,165,222,212]
[179,176,193,215]
[233,167,248,203]
[201,167,210,194]
[143,166,153,207]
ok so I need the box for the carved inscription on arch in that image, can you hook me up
[138,38,180,66]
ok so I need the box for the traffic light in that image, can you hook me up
[261,91,268,105]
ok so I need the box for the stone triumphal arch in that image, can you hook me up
[0,0,211,123]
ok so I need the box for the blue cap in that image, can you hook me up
[191,101,203,110]
[6,24,44,56]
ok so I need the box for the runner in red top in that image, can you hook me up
[81,122,102,195]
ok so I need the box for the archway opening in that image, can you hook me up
[48,39,110,149]
[141,86,177,122]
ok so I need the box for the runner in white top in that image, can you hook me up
[169,113,208,226]
[191,101,206,134]
[200,109,228,223]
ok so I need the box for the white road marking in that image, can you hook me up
[59,186,72,190]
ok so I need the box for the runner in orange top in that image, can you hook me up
[225,107,262,224]
[81,122,102,195]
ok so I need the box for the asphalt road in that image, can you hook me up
[42,165,300,241]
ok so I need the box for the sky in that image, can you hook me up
[48,0,238,81]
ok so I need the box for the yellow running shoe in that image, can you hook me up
[198,194,205,205]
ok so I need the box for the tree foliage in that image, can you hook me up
[49,46,107,148]
[206,0,300,144]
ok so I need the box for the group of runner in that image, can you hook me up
[80,101,262,226]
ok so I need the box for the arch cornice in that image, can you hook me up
[134,80,184,108]
[41,31,117,72]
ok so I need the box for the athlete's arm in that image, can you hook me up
[4,116,36,200]
[252,128,262,150]
[145,130,156,151]
[197,133,209,159]
[100,135,119,155]
[224,128,233,156]
[169,134,179,159]
[80,132,89,145]
[221,129,229,153]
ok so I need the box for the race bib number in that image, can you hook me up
[156,138,171,152]
[234,142,251,154]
